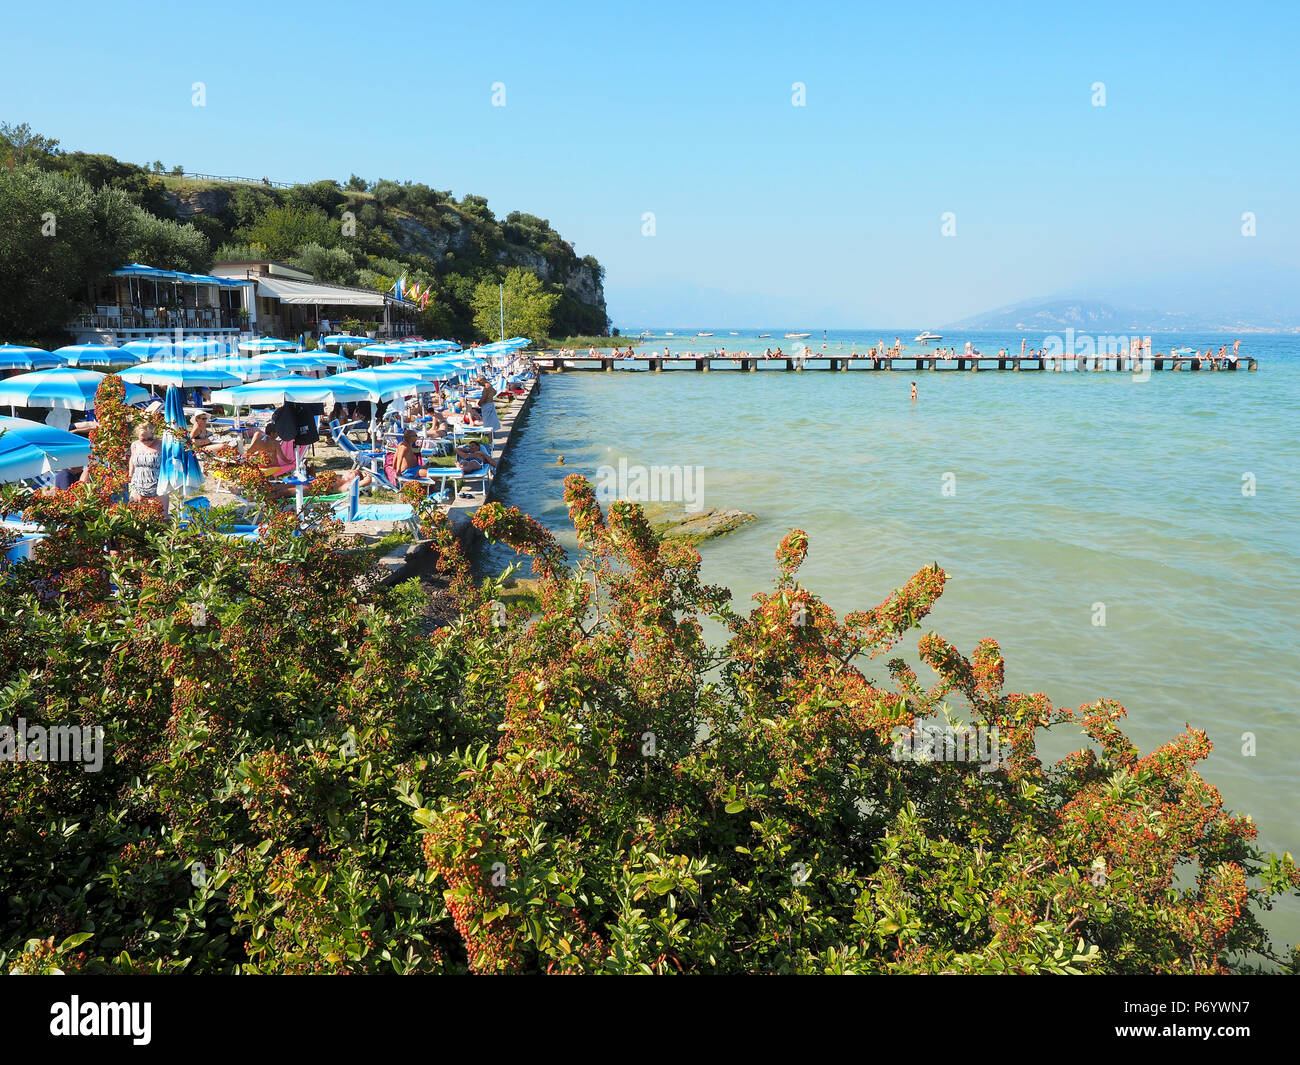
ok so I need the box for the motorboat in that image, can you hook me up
[915,331,943,343]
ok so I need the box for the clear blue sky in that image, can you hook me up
[4,0,1298,327]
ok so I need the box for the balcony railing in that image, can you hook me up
[75,306,239,330]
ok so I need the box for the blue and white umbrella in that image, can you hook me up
[329,369,436,401]
[122,338,181,360]
[157,386,205,497]
[353,344,417,362]
[249,354,331,374]
[303,353,359,369]
[210,374,370,409]
[119,363,243,389]
[0,368,149,410]
[175,338,231,359]
[371,359,460,380]
[196,357,276,382]
[319,334,369,347]
[404,339,461,354]
[0,344,65,371]
[55,344,142,368]
[0,415,91,483]
[238,337,298,353]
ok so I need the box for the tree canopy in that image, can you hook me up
[471,267,559,343]
[0,166,209,346]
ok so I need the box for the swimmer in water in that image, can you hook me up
[910,382,917,402]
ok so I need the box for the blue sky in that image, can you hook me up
[4,0,1298,327]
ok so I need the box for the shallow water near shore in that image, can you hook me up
[489,330,1300,952]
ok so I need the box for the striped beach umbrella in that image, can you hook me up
[375,359,461,380]
[196,357,276,382]
[238,338,298,353]
[55,344,142,368]
[0,368,149,410]
[0,415,91,483]
[122,338,180,360]
[352,344,417,362]
[329,369,436,401]
[304,353,359,369]
[175,338,232,359]
[119,363,243,389]
[249,354,332,374]
[404,339,461,353]
[0,344,65,371]
[210,374,370,409]
[157,386,205,497]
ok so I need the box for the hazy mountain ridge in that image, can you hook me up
[947,269,1300,334]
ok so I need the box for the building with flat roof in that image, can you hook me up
[69,263,253,344]
[210,261,419,340]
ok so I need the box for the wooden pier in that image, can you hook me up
[536,354,1258,374]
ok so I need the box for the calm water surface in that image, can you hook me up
[488,330,1300,950]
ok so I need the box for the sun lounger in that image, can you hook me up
[335,478,417,530]
[3,533,44,565]
[329,418,385,478]
[179,496,261,539]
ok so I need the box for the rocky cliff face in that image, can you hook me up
[166,186,232,220]
[563,260,604,308]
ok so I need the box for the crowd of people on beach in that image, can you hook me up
[36,369,524,514]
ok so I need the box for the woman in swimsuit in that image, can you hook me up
[189,412,225,455]
[247,427,297,476]
[128,422,166,512]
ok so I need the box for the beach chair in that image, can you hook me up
[2,532,45,566]
[456,439,494,498]
[398,467,459,506]
[334,478,417,532]
[179,496,261,539]
[330,419,386,481]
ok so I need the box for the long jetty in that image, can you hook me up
[536,353,1257,373]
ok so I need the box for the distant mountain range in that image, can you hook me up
[946,266,1300,334]
[944,298,1299,334]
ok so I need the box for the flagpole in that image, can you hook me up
[499,283,504,342]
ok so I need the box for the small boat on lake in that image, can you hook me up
[785,332,811,339]
[915,331,943,343]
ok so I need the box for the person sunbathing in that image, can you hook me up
[393,429,429,479]
[456,442,497,473]
[189,412,226,455]
[245,427,298,490]
[334,468,373,489]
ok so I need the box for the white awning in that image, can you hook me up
[256,276,386,307]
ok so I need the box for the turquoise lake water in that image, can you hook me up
[487,329,1300,952]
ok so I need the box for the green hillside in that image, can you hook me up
[0,123,610,345]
